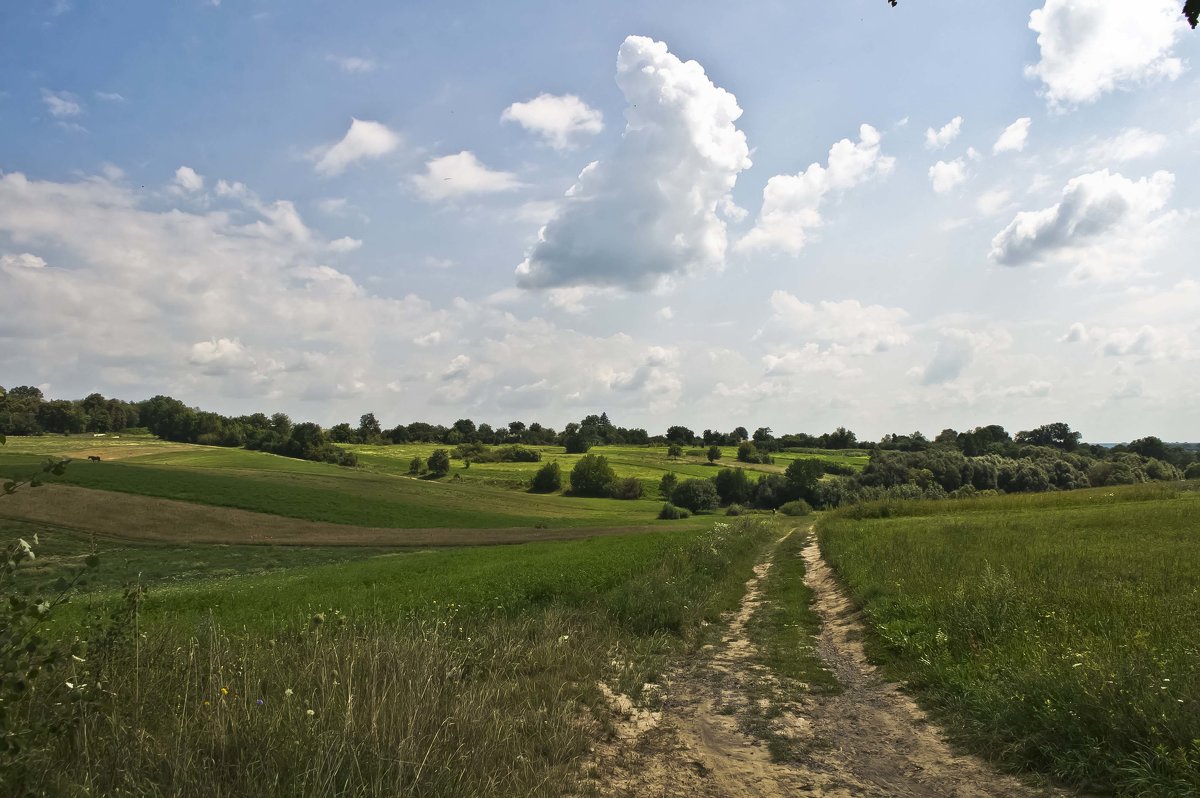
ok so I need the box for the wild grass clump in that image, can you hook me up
[818,483,1200,794]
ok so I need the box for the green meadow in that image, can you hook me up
[4,515,779,797]
[53,525,712,631]
[5,432,1200,795]
[818,482,1200,794]
[0,435,866,530]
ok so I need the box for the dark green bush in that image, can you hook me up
[671,479,719,514]
[778,499,812,517]
[529,461,562,493]
[426,449,450,477]
[713,467,752,506]
[657,502,690,520]
[658,472,678,500]
[569,454,615,497]
[610,476,643,500]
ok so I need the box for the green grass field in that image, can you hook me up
[7,516,780,797]
[2,519,398,594]
[57,524,714,632]
[0,435,865,533]
[0,445,665,529]
[818,482,1200,794]
[11,432,1198,794]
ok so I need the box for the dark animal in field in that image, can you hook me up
[88,455,102,462]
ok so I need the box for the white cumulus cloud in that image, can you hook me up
[173,166,204,193]
[328,236,362,253]
[993,117,1031,153]
[738,124,893,256]
[989,169,1175,277]
[501,93,603,150]
[924,116,963,150]
[0,167,715,421]
[1026,0,1186,109]
[313,118,400,177]
[515,35,751,290]
[188,338,268,376]
[411,151,522,202]
[929,158,967,193]
[0,253,49,271]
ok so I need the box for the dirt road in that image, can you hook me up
[589,527,1066,797]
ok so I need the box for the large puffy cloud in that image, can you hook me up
[501,93,603,150]
[0,168,693,421]
[515,35,751,290]
[1026,0,1186,109]
[411,151,522,201]
[313,118,400,176]
[737,124,893,256]
[989,170,1175,277]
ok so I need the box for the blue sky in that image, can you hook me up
[2,0,1198,440]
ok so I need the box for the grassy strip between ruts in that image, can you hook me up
[7,517,778,797]
[739,525,840,762]
[817,482,1200,795]
[750,526,839,693]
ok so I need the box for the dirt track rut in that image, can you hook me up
[589,526,1066,798]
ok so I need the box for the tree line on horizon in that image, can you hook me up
[1,386,1197,483]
